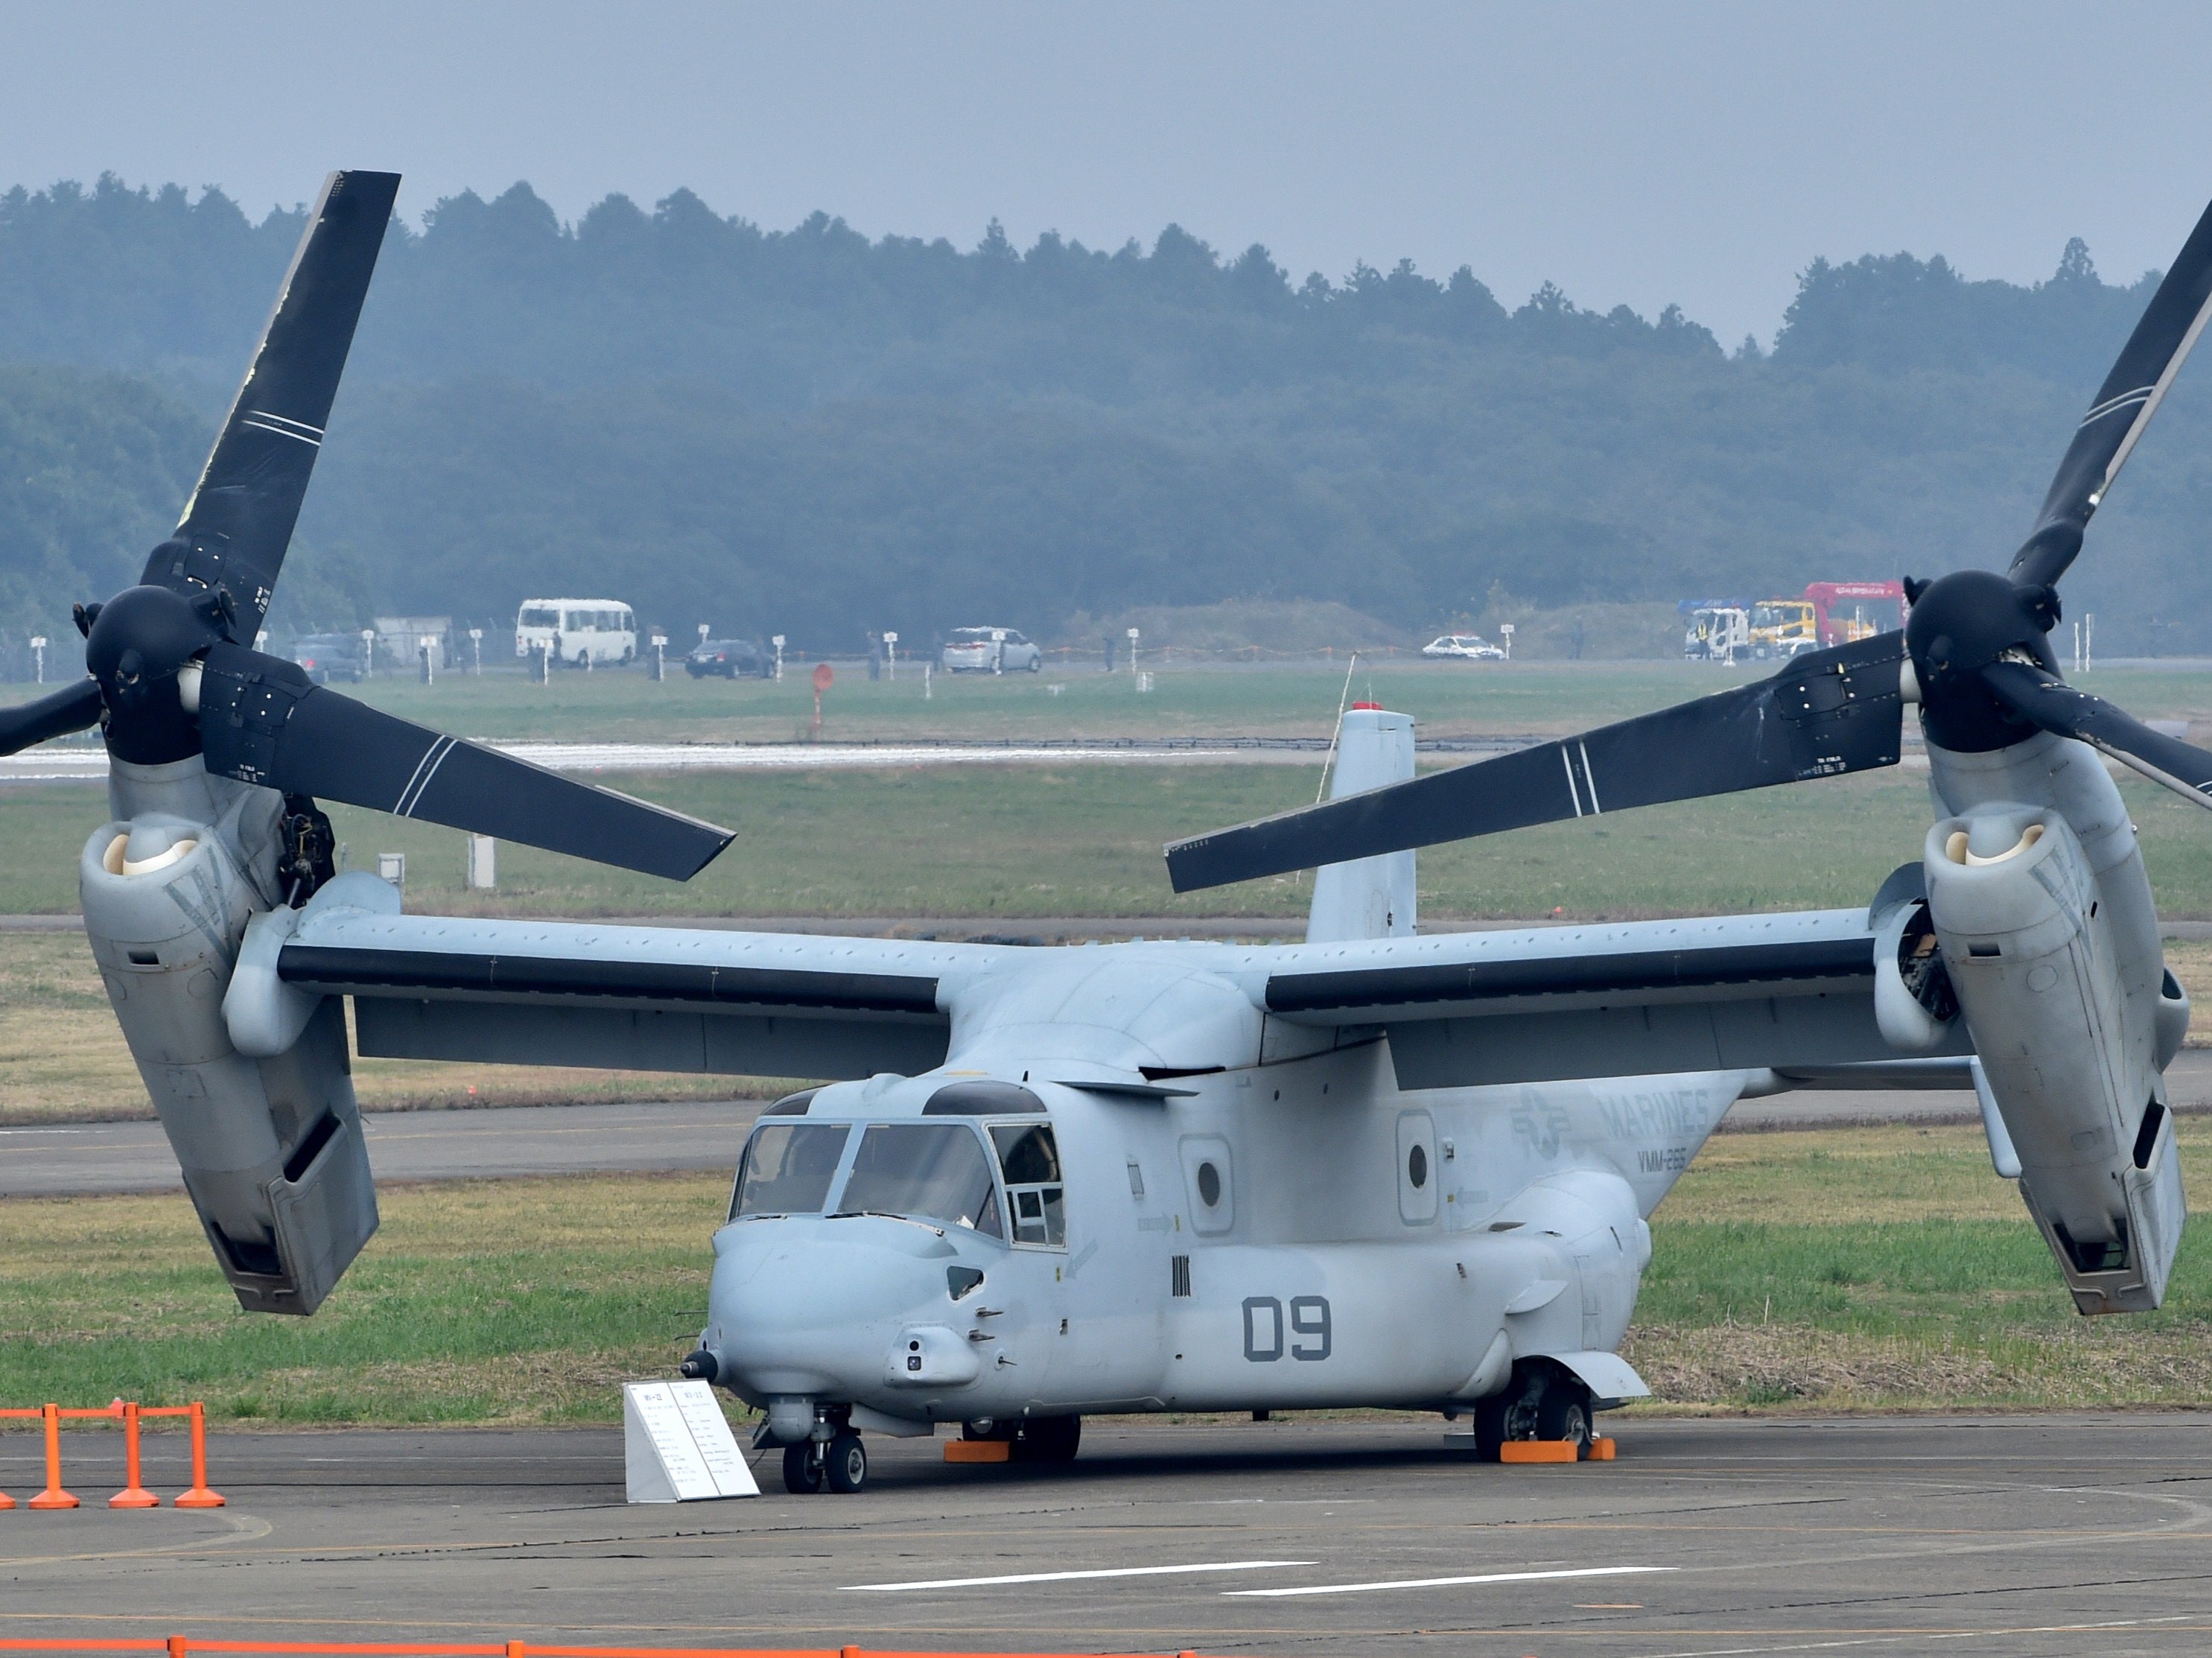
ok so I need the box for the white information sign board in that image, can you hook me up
[623,1381,760,1503]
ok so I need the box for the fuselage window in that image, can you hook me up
[731,1122,850,1220]
[991,1122,1066,1248]
[836,1123,1004,1238]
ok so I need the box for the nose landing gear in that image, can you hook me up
[826,1430,868,1493]
[781,1441,824,1494]
[783,1429,869,1494]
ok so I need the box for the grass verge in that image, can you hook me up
[9,758,2212,922]
[7,914,2212,1126]
[0,932,789,1123]
[4,1121,2210,1425]
[9,658,2212,746]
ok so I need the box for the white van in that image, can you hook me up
[515,599,637,668]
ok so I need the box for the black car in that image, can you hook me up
[685,638,772,679]
[291,632,366,685]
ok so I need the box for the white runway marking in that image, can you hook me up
[1226,1563,1674,1598]
[848,1559,1311,1592]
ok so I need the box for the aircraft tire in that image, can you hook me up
[1470,1395,1508,1461]
[1014,1414,1081,1464]
[1536,1384,1593,1459]
[825,1430,868,1494]
[782,1442,824,1494]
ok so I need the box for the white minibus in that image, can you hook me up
[515,599,637,668]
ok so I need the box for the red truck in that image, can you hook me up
[1803,580,1907,649]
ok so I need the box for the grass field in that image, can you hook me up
[12,754,2212,1121]
[0,932,790,1123]
[7,920,2212,1123]
[9,658,2212,745]
[8,658,2212,927]
[9,760,2212,923]
[4,1119,2209,1426]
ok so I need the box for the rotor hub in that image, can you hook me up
[82,584,223,765]
[1904,570,2061,754]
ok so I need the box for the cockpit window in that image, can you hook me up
[836,1123,1003,1237]
[991,1122,1066,1248]
[991,1123,1061,1183]
[730,1122,849,1220]
[923,1079,1046,1116]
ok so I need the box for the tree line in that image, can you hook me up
[1,174,2205,656]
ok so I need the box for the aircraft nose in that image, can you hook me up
[708,1218,972,1397]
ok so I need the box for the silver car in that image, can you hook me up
[1421,633,1506,661]
[941,627,1043,673]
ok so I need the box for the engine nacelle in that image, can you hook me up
[80,757,376,1315]
[1922,802,2181,1313]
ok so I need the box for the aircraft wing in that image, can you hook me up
[1250,909,1972,1090]
[269,902,1014,1081]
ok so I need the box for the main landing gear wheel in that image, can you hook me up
[1536,1386,1594,1458]
[825,1430,868,1493]
[782,1441,825,1494]
[1014,1414,1081,1464]
[1474,1368,1593,1461]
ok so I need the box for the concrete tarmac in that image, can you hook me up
[10,1049,2212,1198]
[1729,1046,2212,1127]
[4,1414,2211,1654]
[0,1099,766,1198]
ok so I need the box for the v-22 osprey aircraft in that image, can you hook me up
[5,173,2212,1496]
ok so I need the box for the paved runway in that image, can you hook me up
[0,1100,766,1197]
[10,1049,2212,1198]
[0,734,1532,783]
[1730,1046,2212,1127]
[4,1414,2210,1654]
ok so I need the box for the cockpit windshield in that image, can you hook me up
[836,1123,1003,1237]
[731,1122,850,1219]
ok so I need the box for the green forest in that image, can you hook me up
[1,174,2208,657]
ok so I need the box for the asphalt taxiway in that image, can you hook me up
[13,1049,2212,1198]
[0,1099,766,1197]
[4,1414,2210,1655]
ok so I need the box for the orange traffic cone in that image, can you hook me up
[173,1402,223,1508]
[28,1403,78,1509]
[110,1402,159,1508]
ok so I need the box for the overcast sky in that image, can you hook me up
[6,1,2212,345]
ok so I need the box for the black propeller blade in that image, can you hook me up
[195,644,733,881]
[0,679,103,757]
[1166,635,1907,892]
[1982,659,2212,811]
[2012,197,2212,591]
[144,171,400,639]
[0,168,734,886]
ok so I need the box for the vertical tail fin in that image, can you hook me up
[1307,705,1417,942]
